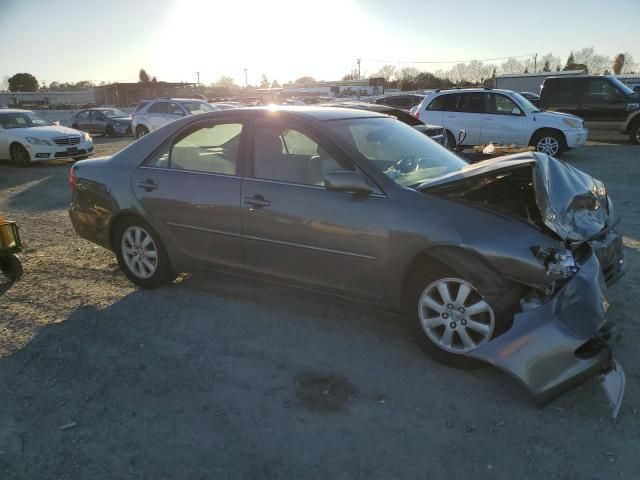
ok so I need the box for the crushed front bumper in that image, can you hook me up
[470,250,624,414]
[590,226,626,286]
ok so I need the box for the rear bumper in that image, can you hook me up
[470,249,616,405]
[564,128,589,149]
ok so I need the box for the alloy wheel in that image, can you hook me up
[121,226,158,279]
[536,136,560,156]
[418,277,495,354]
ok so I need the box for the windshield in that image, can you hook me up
[511,92,540,113]
[101,109,128,118]
[327,117,468,188]
[609,77,634,95]
[182,101,215,114]
[0,111,54,129]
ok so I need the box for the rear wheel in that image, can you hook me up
[404,263,505,369]
[0,254,23,282]
[10,143,31,167]
[136,125,149,139]
[113,218,175,288]
[530,129,566,157]
[71,123,80,130]
[105,125,115,137]
[629,120,640,145]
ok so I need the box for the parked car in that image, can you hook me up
[539,75,640,144]
[413,88,588,156]
[131,98,216,138]
[70,108,132,137]
[0,109,93,167]
[69,106,625,414]
[375,94,425,111]
[327,102,446,145]
[519,91,540,106]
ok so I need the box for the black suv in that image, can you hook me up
[540,75,640,144]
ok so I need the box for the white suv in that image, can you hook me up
[131,98,216,138]
[412,88,588,156]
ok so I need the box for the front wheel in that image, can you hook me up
[629,120,640,145]
[0,254,23,282]
[136,125,149,139]
[113,218,175,288]
[105,125,115,137]
[404,264,503,369]
[10,143,31,167]
[530,130,566,157]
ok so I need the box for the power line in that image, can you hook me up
[363,53,538,65]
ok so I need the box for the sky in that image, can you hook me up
[1,0,639,87]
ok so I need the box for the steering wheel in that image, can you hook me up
[394,155,419,173]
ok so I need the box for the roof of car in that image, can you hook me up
[0,108,32,114]
[245,105,388,121]
[430,88,514,95]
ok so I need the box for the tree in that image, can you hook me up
[8,73,39,92]
[542,60,551,72]
[613,53,625,75]
[139,69,151,83]
[214,76,237,89]
[573,47,610,74]
[539,53,561,72]
[271,79,280,88]
[466,60,493,84]
[619,53,637,74]
[293,76,316,84]
[500,57,524,74]
[564,52,575,70]
[396,67,420,90]
[371,64,396,82]
[259,74,270,88]
[342,68,359,81]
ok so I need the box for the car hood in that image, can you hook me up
[419,152,609,243]
[532,110,583,124]
[9,125,85,139]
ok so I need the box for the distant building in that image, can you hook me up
[281,78,385,99]
[0,90,96,108]
[93,82,198,107]
[495,70,586,94]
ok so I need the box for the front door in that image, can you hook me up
[480,93,528,145]
[581,78,629,132]
[241,118,389,301]
[131,117,247,269]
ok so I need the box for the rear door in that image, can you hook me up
[541,78,581,116]
[146,102,169,130]
[241,116,389,301]
[89,110,106,134]
[131,115,247,269]
[480,93,528,145]
[75,110,91,131]
[443,93,483,145]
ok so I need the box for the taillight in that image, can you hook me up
[69,166,76,193]
[415,111,420,120]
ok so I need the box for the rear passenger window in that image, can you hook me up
[457,93,486,113]
[147,102,168,114]
[427,94,456,111]
[166,122,243,174]
[545,80,578,102]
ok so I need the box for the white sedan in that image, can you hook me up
[0,109,94,167]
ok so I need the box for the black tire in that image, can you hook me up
[0,254,23,282]
[404,262,513,369]
[529,129,566,157]
[136,125,149,139]
[629,120,640,145]
[71,123,80,130]
[113,217,175,289]
[105,125,115,137]
[10,143,31,167]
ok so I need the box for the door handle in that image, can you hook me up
[244,195,271,208]
[137,179,158,191]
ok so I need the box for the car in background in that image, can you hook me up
[375,94,424,111]
[0,109,93,167]
[327,102,446,145]
[413,88,588,156]
[131,98,216,138]
[539,75,640,144]
[70,108,132,137]
[209,103,239,110]
[68,106,625,414]
[519,91,540,107]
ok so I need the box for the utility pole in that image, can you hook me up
[244,68,248,88]
[196,71,200,85]
[533,53,537,73]
[357,58,361,80]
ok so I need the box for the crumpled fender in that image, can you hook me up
[469,251,610,405]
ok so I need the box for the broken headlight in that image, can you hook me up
[532,246,579,279]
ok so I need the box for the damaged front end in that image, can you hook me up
[421,153,626,416]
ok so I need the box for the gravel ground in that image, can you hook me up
[1,137,639,479]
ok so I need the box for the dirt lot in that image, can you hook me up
[1,136,639,479]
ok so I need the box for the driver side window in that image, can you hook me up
[253,121,353,186]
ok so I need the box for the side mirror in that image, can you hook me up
[511,107,522,116]
[324,171,372,194]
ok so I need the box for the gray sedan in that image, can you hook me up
[69,107,626,414]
